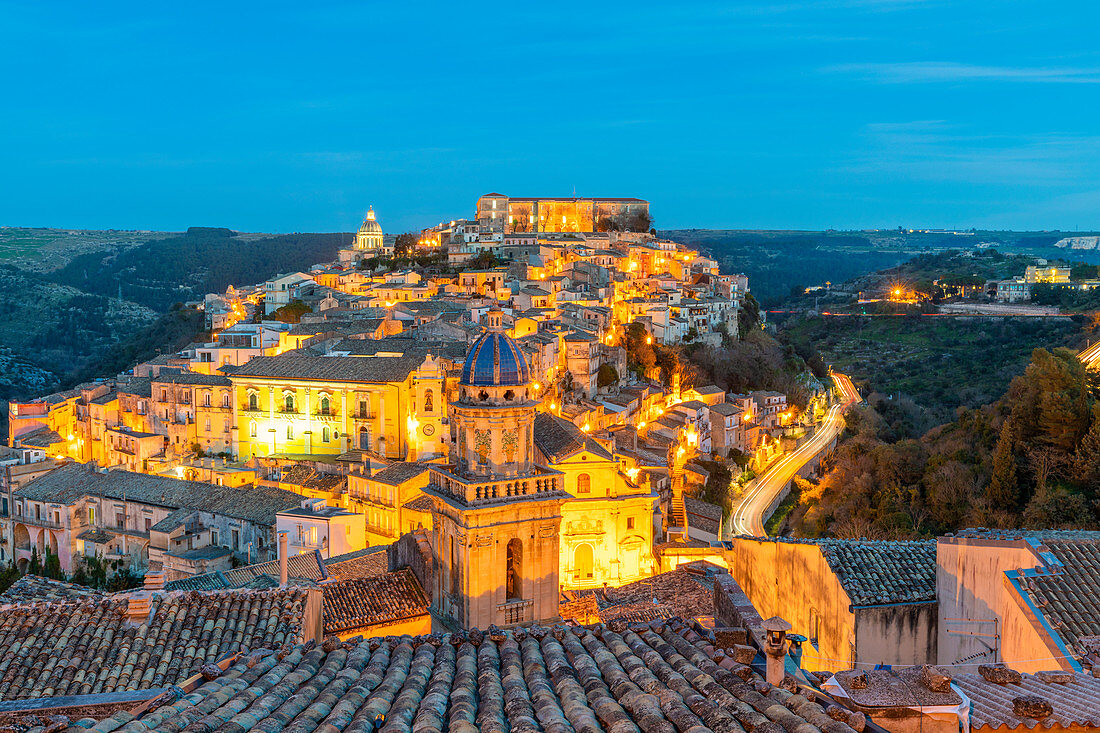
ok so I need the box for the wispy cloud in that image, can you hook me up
[826,61,1100,84]
[843,121,1100,185]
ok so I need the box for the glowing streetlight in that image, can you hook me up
[646,336,652,344]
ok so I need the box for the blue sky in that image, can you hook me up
[3,1,1100,233]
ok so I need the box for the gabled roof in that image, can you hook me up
[64,617,861,733]
[0,575,105,605]
[1011,536,1100,654]
[819,539,937,606]
[166,549,328,591]
[229,353,421,384]
[685,497,723,536]
[322,569,429,634]
[323,547,388,580]
[150,372,232,387]
[15,426,64,449]
[0,588,310,700]
[17,464,303,527]
[738,536,937,606]
[533,412,613,463]
[367,461,431,486]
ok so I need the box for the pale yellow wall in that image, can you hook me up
[433,496,563,629]
[334,614,432,640]
[347,470,431,546]
[730,538,856,672]
[937,539,1061,672]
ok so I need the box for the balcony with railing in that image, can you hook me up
[428,466,564,506]
[497,598,532,626]
[16,514,64,531]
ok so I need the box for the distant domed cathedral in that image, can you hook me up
[426,306,568,629]
[353,207,386,253]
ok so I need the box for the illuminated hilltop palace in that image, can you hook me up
[476,193,651,234]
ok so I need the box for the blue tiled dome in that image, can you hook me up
[461,331,531,387]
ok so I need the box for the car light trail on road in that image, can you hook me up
[730,373,860,537]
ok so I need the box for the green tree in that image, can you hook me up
[0,562,20,594]
[393,232,418,257]
[987,420,1019,510]
[43,549,65,581]
[1073,406,1100,489]
[70,560,89,587]
[738,294,761,338]
[597,364,619,389]
[271,299,312,324]
[107,567,143,592]
[28,547,40,576]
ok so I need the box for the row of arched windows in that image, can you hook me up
[245,392,334,414]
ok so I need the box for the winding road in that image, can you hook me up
[730,373,861,537]
[1080,340,1100,367]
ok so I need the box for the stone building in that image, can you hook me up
[730,536,938,672]
[9,463,302,576]
[532,412,657,591]
[425,306,568,628]
[229,351,428,460]
[938,529,1100,673]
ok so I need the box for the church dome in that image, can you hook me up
[358,207,382,235]
[460,331,530,387]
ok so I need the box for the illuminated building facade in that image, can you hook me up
[353,207,385,252]
[228,352,438,461]
[476,193,650,234]
[426,306,567,628]
[533,412,657,590]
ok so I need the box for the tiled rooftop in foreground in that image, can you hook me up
[0,588,313,701]
[24,619,863,733]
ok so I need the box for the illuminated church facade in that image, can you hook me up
[425,306,657,629]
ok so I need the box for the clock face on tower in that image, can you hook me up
[422,424,436,436]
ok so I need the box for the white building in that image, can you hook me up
[276,498,366,559]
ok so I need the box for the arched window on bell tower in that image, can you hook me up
[506,538,523,600]
[424,389,434,413]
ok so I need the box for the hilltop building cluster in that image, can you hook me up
[1,195,1100,730]
[6,194,791,615]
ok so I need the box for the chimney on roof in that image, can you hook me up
[143,571,164,592]
[126,593,152,623]
[762,616,792,686]
[278,531,288,587]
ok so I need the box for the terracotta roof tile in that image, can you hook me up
[69,620,856,733]
[230,353,422,383]
[955,670,1100,729]
[0,588,309,700]
[321,569,429,634]
[324,547,388,580]
[0,576,104,605]
[18,463,303,527]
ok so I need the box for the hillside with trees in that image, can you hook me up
[49,228,350,311]
[779,348,1100,539]
[0,227,351,404]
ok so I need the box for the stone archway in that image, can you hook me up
[13,524,30,551]
[574,543,594,581]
